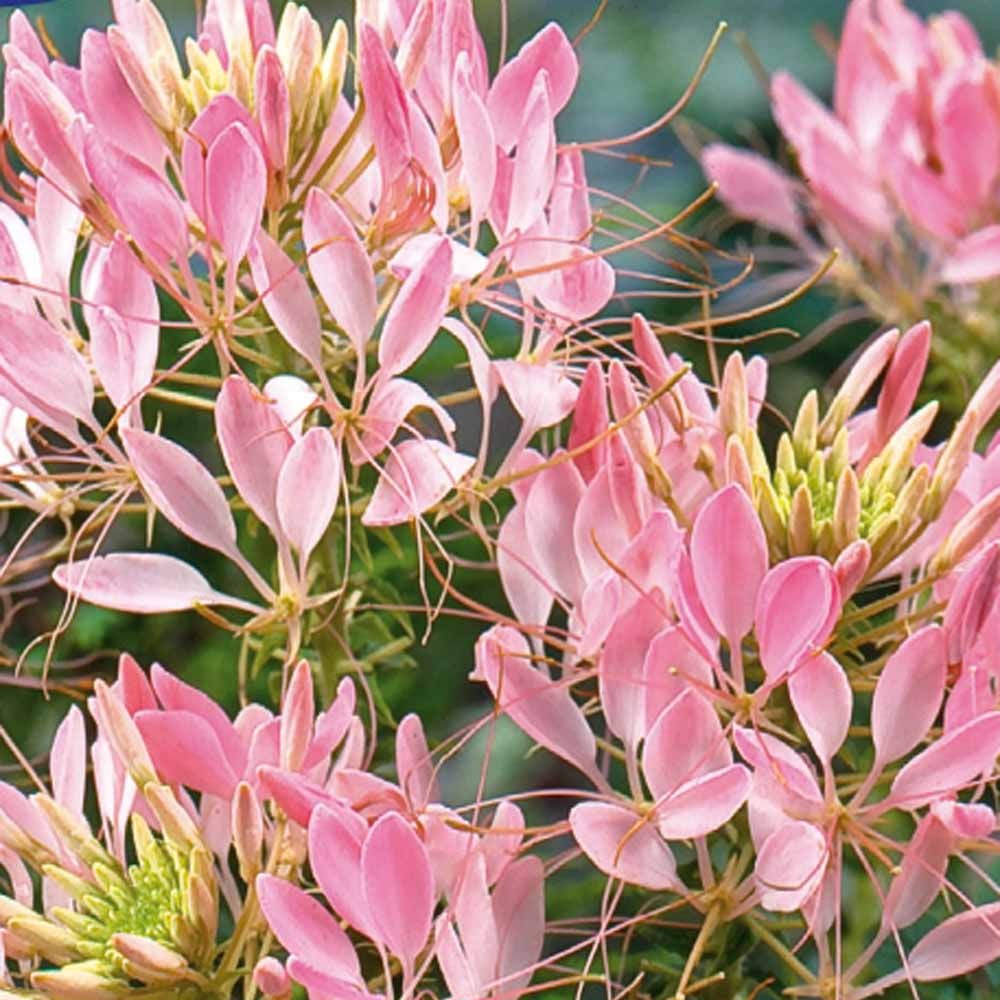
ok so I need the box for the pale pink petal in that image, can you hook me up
[691,485,767,646]
[787,652,852,765]
[874,320,931,448]
[642,689,730,801]
[206,122,266,265]
[277,428,342,559]
[50,707,86,819]
[309,802,375,939]
[279,660,314,773]
[256,874,360,982]
[488,23,578,151]
[497,503,555,628]
[888,712,1000,809]
[909,903,1000,981]
[569,802,677,891]
[362,812,434,967]
[215,375,293,533]
[358,23,412,185]
[655,765,750,840]
[601,596,668,750]
[249,232,322,367]
[494,360,578,433]
[492,854,545,994]
[755,820,828,913]
[567,361,608,483]
[395,713,438,808]
[522,457,586,604]
[702,144,803,239]
[354,376,455,461]
[475,625,601,786]
[506,71,555,236]
[134,710,239,798]
[883,814,951,931]
[53,554,242,614]
[361,439,474,526]
[121,427,238,556]
[452,51,496,223]
[303,188,376,356]
[941,225,1000,284]
[642,626,715,732]
[755,557,839,680]
[378,237,452,377]
[871,624,947,768]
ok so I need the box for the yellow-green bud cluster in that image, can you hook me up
[0,794,217,1000]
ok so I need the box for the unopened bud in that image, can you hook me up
[756,477,787,559]
[111,934,188,982]
[880,402,937,495]
[254,957,292,999]
[143,785,200,853]
[31,961,123,1000]
[818,328,899,445]
[792,389,818,463]
[891,463,930,535]
[718,352,748,441]
[608,360,657,464]
[107,27,175,133]
[724,435,754,497]
[280,660,315,772]
[834,539,871,597]
[395,0,433,90]
[787,483,814,555]
[775,433,796,479]
[932,486,1000,574]
[232,782,263,881]
[924,406,980,521]
[318,21,348,122]
[93,681,158,788]
[867,514,901,572]
[832,467,860,550]
[8,916,81,965]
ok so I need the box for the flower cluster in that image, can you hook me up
[703,0,1000,399]
[2,1,1000,999]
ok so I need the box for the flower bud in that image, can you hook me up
[788,482,814,555]
[8,916,82,964]
[318,21,348,123]
[254,957,292,999]
[724,435,753,497]
[32,961,123,1000]
[232,782,264,881]
[718,352,748,441]
[111,934,188,981]
[254,46,290,173]
[924,406,980,521]
[932,486,1000,574]
[792,389,818,463]
[93,680,158,788]
[832,467,860,550]
[142,785,200,853]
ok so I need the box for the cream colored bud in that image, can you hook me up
[832,467,860,550]
[319,21,348,121]
[880,402,938,495]
[924,406,980,522]
[232,783,263,882]
[787,483,815,556]
[143,785,200,853]
[31,962,123,1000]
[724,435,754,497]
[792,389,818,463]
[719,352,749,441]
[891,463,930,535]
[112,933,188,980]
[8,916,81,964]
[932,486,1000,574]
[93,681,158,788]
[775,433,796,478]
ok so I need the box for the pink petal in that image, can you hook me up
[492,855,545,993]
[276,428,342,559]
[691,485,767,646]
[755,820,828,913]
[702,144,803,239]
[53,554,239,614]
[787,652,852,765]
[122,427,238,556]
[909,903,1000,981]
[522,457,586,604]
[888,712,1000,809]
[883,814,951,931]
[84,130,188,266]
[601,595,668,750]
[362,812,434,967]
[206,122,266,265]
[506,71,555,236]
[642,626,716,732]
[871,625,947,768]
[655,764,751,840]
[303,677,356,771]
[134,710,239,798]
[256,874,360,982]
[303,189,376,356]
[254,45,290,172]
[874,320,931,448]
[395,713,438,809]
[488,22,578,151]
[215,375,293,533]
[569,802,677,891]
[642,689,730,801]
[50,707,86,819]
[497,503,555,628]
[354,376,455,461]
[494,360,578,433]
[279,660,314,773]
[755,557,839,680]
[358,23,412,185]
[378,237,451,377]
[452,51,496,222]
[475,625,601,786]
[249,232,322,367]
[361,439,474,527]
[567,361,608,483]
[309,802,376,940]
[941,224,1000,284]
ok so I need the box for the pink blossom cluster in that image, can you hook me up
[703,0,1000,393]
[1,1,1000,999]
